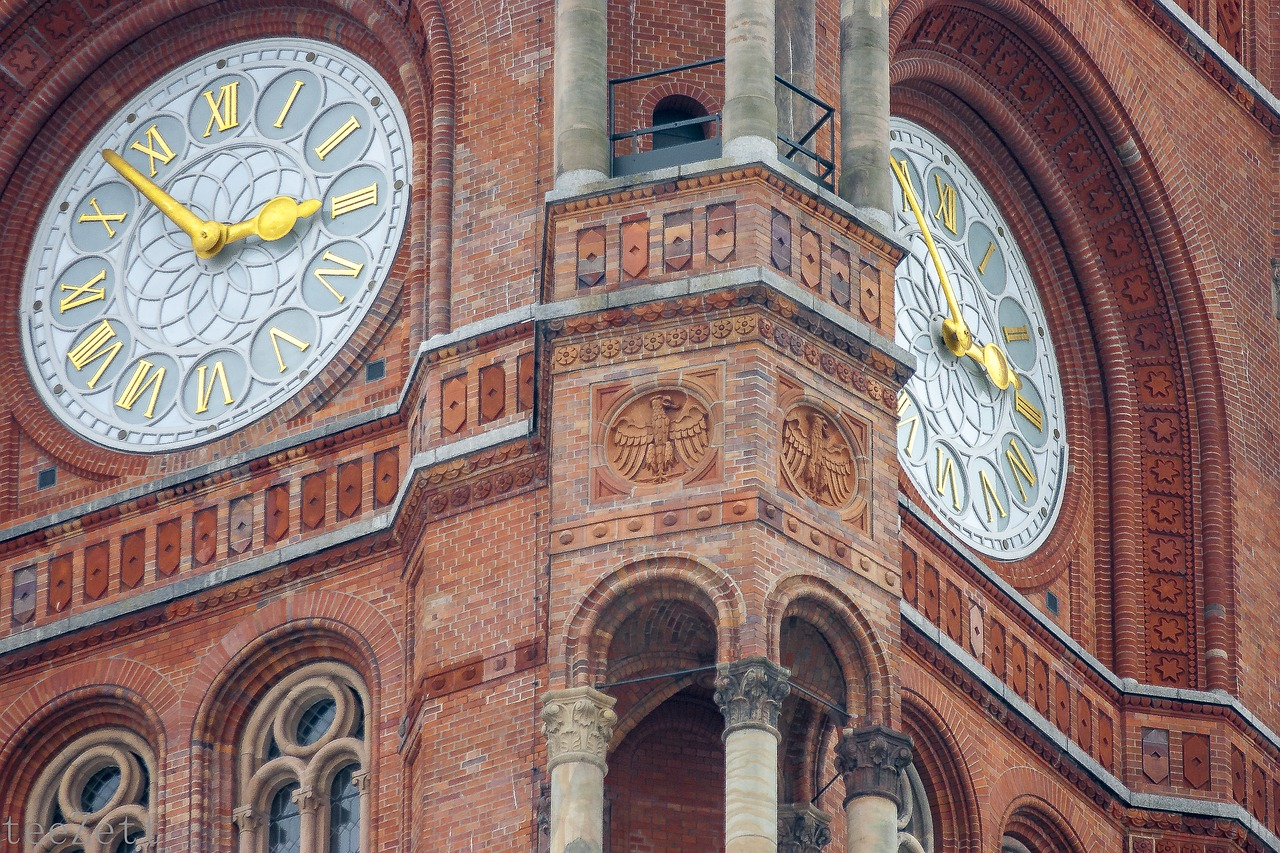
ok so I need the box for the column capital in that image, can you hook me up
[231,805,262,834]
[290,785,320,815]
[778,803,833,853]
[835,725,913,806]
[714,657,791,736]
[541,686,618,771]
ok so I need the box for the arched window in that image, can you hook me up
[650,95,710,150]
[23,729,155,853]
[232,662,370,853]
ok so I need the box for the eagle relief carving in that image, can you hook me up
[781,405,857,508]
[608,390,711,484]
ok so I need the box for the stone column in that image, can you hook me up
[554,0,610,190]
[291,786,320,853]
[714,657,791,853]
[835,725,913,853]
[838,0,891,228]
[778,802,832,852]
[775,0,816,152]
[541,687,618,853]
[231,806,261,853]
[723,0,778,161]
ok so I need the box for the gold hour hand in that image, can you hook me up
[890,157,972,357]
[224,197,322,246]
[101,149,227,258]
[962,340,1022,391]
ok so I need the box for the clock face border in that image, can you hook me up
[19,37,412,454]
[890,117,1069,561]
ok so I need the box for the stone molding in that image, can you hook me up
[778,803,833,852]
[541,687,618,771]
[835,724,914,805]
[714,657,791,736]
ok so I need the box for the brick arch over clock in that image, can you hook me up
[889,0,1236,692]
[0,0,451,492]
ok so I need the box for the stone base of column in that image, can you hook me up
[723,134,779,164]
[552,168,609,197]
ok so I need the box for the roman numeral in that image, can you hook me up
[330,183,377,218]
[897,391,920,455]
[1014,392,1044,431]
[933,174,958,234]
[59,269,108,313]
[935,446,962,512]
[314,116,361,160]
[977,241,997,275]
[312,250,365,303]
[116,359,166,418]
[78,198,126,238]
[1003,325,1031,343]
[194,360,234,414]
[202,81,240,137]
[894,157,916,213]
[979,469,1007,524]
[274,80,305,128]
[268,327,310,373]
[129,125,176,177]
[1005,438,1037,502]
[66,320,123,388]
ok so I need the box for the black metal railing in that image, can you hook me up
[607,59,835,190]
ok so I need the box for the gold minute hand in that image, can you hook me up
[890,156,972,357]
[101,149,227,258]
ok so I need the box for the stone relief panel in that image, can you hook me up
[777,377,870,532]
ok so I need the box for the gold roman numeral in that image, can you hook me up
[312,250,365,303]
[314,116,361,160]
[330,184,377,218]
[1003,325,1031,343]
[979,470,1007,523]
[66,319,123,389]
[59,269,108,313]
[129,125,176,176]
[894,157,916,213]
[897,391,920,455]
[1014,392,1044,431]
[268,327,310,373]
[78,198,127,238]
[933,174,958,234]
[202,81,240,137]
[115,359,166,418]
[977,241,997,274]
[935,446,962,512]
[1005,438,1037,502]
[274,80,305,128]
[194,360,234,414]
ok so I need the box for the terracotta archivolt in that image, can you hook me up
[901,690,982,852]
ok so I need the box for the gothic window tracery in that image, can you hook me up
[232,662,370,853]
[23,729,155,853]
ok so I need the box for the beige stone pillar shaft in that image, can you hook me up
[715,657,791,853]
[554,0,610,189]
[724,0,778,160]
[838,0,891,226]
[542,687,618,853]
[835,725,914,853]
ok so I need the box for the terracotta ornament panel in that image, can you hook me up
[607,389,711,485]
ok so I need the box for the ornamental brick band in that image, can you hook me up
[835,724,914,805]
[713,657,791,736]
[541,687,618,771]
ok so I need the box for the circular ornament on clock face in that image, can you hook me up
[20,38,411,451]
[890,117,1067,560]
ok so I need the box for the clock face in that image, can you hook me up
[20,38,411,451]
[890,118,1067,560]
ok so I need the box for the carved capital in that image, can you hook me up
[232,805,262,835]
[541,687,618,771]
[778,803,832,852]
[351,769,371,794]
[290,785,320,815]
[713,657,791,735]
[835,725,913,806]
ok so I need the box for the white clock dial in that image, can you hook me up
[21,38,411,451]
[891,118,1067,560]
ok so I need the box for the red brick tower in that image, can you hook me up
[0,1,1275,852]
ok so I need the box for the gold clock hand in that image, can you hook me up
[101,149,227,258]
[961,340,1022,391]
[890,156,972,357]
[223,197,323,246]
